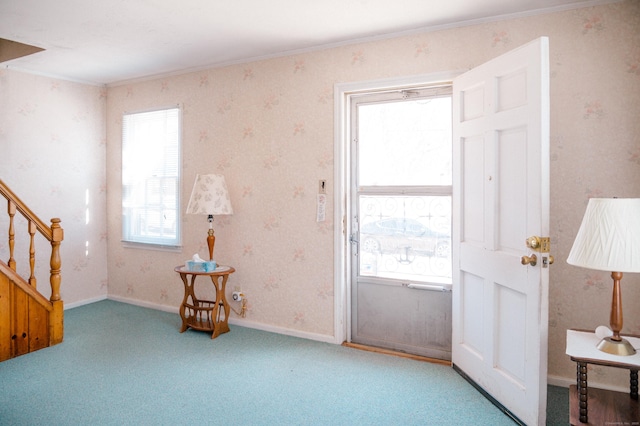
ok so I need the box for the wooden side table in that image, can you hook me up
[566,329,640,425]
[174,265,235,339]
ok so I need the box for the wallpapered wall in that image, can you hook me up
[105,1,640,387]
[2,1,639,389]
[0,70,108,305]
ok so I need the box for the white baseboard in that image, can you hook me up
[64,295,108,310]
[547,374,572,388]
[107,294,179,314]
[226,316,337,344]
[105,295,337,344]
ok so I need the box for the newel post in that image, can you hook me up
[49,218,63,302]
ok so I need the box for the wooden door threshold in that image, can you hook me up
[342,342,452,367]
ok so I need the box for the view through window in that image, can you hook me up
[355,89,452,284]
[122,107,181,247]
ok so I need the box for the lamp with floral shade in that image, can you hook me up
[185,174,233,260]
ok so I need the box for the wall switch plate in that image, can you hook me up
[319,179,326,194]
[317,193,326,222]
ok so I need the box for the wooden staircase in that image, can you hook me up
[0,179,64,361]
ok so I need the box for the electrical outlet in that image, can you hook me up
[232,291,244,302]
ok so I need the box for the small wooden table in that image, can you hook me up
[566,329,640,425]
[174,265,235,339]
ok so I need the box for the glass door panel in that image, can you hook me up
[359,195,451,284]
[358,96,452,186]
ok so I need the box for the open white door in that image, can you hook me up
[452,37,550,426]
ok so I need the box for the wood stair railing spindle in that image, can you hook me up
[29,220,37,288]
[8,200,16,271]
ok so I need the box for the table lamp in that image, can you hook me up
[567,198,640,356]
[185,174,233,260]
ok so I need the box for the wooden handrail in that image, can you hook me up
[0,179,51,239]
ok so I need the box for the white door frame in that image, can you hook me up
[333,71,462,344]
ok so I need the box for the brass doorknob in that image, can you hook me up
[521,254,537,266]
[526,236,541,249]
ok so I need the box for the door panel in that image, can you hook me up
[496,284,526,382]
[459,271,483,355]
[498,127,528,253]
[355,281,451,360]
[462,136,485,244]
[452,37,550,426]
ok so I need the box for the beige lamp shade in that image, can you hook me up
[567,197,640,356]
[185,174,233,215]
[567,198,640,272]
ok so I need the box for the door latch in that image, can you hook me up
[349,233,359,256]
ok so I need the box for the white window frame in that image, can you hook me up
[121,106,182,249]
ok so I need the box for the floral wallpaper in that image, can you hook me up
[0,69,108,305]
[3,1,640,391]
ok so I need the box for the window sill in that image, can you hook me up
[121,240,182,253]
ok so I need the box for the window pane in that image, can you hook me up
[122,107,180,246]
[358,96,452,186]
[359,195,451,284]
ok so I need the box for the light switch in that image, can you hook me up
[319,180,326,194]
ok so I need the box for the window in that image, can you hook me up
[122,107,181,247]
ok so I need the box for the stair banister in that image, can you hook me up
[0,178,64,360]
[0,179,63,299]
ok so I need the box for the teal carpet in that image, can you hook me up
[0,300,568,425]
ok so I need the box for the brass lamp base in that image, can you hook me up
[597,336,637,356]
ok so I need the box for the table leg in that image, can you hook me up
[631,369,639,400]
[177,273,190,332]
[210,274,231,339]
[219,274,231,329]
[577,361,588,423]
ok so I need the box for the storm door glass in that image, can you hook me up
[355,89,452,284]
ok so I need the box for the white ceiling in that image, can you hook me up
[0,0,606,86]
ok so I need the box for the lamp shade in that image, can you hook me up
[185,174,233,215]
[567,198,640,273]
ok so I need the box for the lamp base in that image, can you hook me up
[597,336,637,356]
